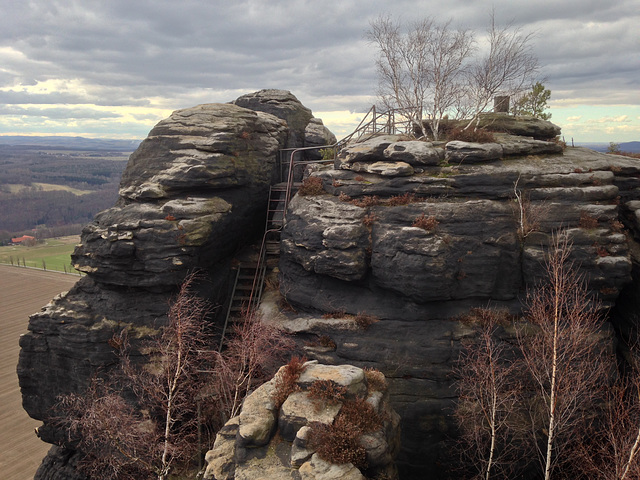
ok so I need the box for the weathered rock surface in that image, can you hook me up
[383,140,444,165]
[306,117,338,159]
[18,90,330,480]
[277,133,640,476]
[19,93,640,480]
[475,112,562,139]
[72,102,288,287]
[232,89,313,149]
[203,361,400,480]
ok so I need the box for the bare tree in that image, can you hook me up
[512,175,549,242]
[518,232,610,480]
[206,310,294,423]
[367,15,473,140]
[367,13,538,140]
[56,274,293,479]
[578,376,640,480]
[576,331,640,480]
[464,13,539,130]
[455,307,526,480]
[58,273,215,479]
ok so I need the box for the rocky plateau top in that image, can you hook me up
[17,90,640,479]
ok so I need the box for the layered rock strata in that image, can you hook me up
[203,361,400,480]
[18,97,640,479]
[276,129,640,476]
[18,91,328,477]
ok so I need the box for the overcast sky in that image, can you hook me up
[1,0,638,143]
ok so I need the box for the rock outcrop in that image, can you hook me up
[274,127,640,476]
[17,90,331,477]
[18,93,640,480]
[203,361,400,480]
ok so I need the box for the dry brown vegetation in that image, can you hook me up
[298,176,325,196]
[413,213,439,231]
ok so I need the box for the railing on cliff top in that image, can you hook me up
[243,105,412,319]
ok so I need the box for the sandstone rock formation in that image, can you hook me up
[18,90,331,478]
[273,127,640,476]
[203,361,400,480]
[18,93,640,480]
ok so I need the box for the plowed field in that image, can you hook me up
[0,265,78,480]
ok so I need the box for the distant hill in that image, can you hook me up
[0,135,140,152]
[577,141,640,153]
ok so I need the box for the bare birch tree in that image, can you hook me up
[518,232,609,480]
[58,273,215,479]
[455,308,526,480]
[577,332,640,480]
[367,15,472,140]
[578,377,640,480]
[464,14,539,130]
[56,274,292,479]
[367,13,538,139]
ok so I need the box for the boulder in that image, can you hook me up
[445,141,504,164]
[383,140,444,165]
[299,454,365,480]
[496,133,564,157]
[204,362,399,480]
[350,161,415,177]
[72,102,287,287]
[306,117,338,159]
[475,113,562,140]
[232,89,313,149]
[336,135,406,168]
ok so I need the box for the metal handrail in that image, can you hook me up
[218,267,240,352]
[233,105,414,324]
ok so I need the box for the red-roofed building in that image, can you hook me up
[11,235,36,245]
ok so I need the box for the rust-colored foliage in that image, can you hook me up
[610,219,624,233]
[354,311,378,329]
[388,192,420,206]
[446,126,496,143]
[307,396,382,469]
[307,419,368,468]
[298,176,325,196]
[322,309,346,319]
[579,211,599,229]
[350,195,381,208]
[363,213,378,227]
[308,380,348,406]
[412,213,439,231]
[364,368,387,393]
[273,356,307,408]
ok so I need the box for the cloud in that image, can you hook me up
[0,105,121,119]
[566,116,582,122]
[0,0,638,141]
[587,115,630,124]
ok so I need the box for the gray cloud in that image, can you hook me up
[0,0,638,137]
[0,105,122,119]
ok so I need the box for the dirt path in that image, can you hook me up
[0,265,78,480]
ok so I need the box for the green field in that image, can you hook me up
[0,236,81,274]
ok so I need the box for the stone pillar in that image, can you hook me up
[494,96,510,113]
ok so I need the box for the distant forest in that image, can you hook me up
[0,141,132,243]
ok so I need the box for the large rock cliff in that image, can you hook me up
[18,92,640,479]
[273,129,640,476]
[17,90,333,478]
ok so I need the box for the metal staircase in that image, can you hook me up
[218,106,408,348]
